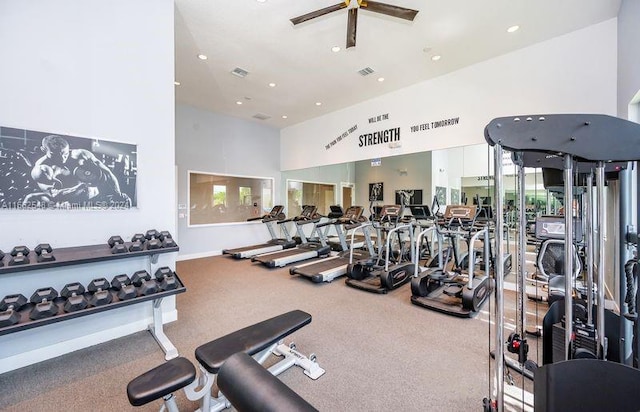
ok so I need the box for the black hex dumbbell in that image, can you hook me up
[87,278,113,307]
[158,231,172,241]
[9,246,30,266]
[34,243,55,262]
[145,229,160,240]
[132,270,158,296]
[61,282,88,312]
[154,267,177,291]
[0,294,28,327]
[145,230,162,250]
[129,234,146,252]
[108,236,127,254]
[158,231,176,248]
[111,274,136,300]
[29,287,59,320]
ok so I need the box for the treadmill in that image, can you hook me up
[289,206,375,283]
[252,205,332,268]
[221,205,295,259]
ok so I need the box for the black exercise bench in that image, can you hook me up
[127,310,324,411]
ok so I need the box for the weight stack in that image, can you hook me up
[551,322,598,363]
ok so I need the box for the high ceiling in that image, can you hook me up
[174,0,620,129]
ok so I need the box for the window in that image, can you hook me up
[189,172,274,225]
[239,186,251,206]
[213,185,226,206]
[286,180,336,216]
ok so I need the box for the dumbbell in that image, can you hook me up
[0,294,28,327]
[158,231,172,241]
[29,287,59,320]
[9,246,30,266]
[130,234,146,252]
[111,274,136,300]
[157,231,176,248]
[154,267,177,291]
[132,270,158,296]
[108,236,127,254]
[145,230,162,250]
[0,249,5,267]
[34,243,55,262]
[145,229,160,240]
[87,278,113,307]
[61,282,88,312]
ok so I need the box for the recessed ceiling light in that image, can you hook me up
[282,115,288,119]
[315,102,322,106]
[268,82,276,87]
[256,0,266,2]
[174,81,180,86]
[507,25,520,33]
[331,46,341,52]
[236,101,243,105]
[197,54,208,60]
[377,77,385,82]
[431,55,441,61]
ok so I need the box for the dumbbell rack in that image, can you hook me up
[0,242,185,361]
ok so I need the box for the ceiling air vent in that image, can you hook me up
[252,113,271,120]
[231,67,249,78]
[358,67,374,76]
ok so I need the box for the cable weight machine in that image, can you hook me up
[483,114,640,412]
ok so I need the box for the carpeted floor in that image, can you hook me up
[0,254,543,411]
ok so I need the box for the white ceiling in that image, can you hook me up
[174,0,620,129]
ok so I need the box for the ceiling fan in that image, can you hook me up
[290,0,419,48]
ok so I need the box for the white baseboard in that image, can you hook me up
[176,250,222,261]
[0,309,178,374]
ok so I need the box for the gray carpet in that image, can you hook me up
[0,255,542,411]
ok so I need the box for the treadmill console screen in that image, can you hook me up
[380,205,401,218]
[268,205,284,217]
[409,205,432,219]
[443,205,477,220]
[343,206,364,221]
[300,205,317,218]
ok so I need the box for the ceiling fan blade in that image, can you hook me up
[360,1,419,21]
[290,2,349,25]
[346,8,357,48]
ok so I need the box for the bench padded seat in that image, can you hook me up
[218,351,318,412]
[127,357,196,406]
[195,310,311,373]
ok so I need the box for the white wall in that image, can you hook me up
[0,0,175,372]
[618,0,640,117]
[175,104,281,259]
[281,19,618,170]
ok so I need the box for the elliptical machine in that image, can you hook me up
[410,204,492,317]
[345,205,415,294]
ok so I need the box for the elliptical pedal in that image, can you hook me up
[443,283,463,297]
